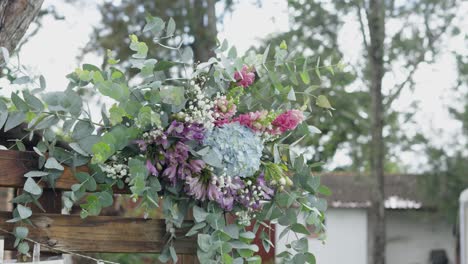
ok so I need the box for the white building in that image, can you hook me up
[276,173,456,264]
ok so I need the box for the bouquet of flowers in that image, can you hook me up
[1,15,340,263]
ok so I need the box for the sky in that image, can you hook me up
[1,0,466,172]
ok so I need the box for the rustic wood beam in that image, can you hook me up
[0,150,129,193]
[0,211,196,254]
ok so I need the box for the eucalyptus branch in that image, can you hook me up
[0,227,120,264]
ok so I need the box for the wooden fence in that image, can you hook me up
[0,149,198,263]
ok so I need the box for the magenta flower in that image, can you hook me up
[233,110,270,133]
[234,65,255,88]
[271,109,305,134]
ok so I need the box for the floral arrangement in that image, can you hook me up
[0,15,340,263]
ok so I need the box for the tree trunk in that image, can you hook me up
[367,0,386,264]
[0,0,44,61]
[192,0,218,63]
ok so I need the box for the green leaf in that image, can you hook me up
[280,40,288,50]
[144,16,165,34]
[137,106,160,127]
[35,115,59,130]
[166,17,176,36]
[292,237,309,253]
[17,204,32,219]
[293,253,307,264]
[228,47,237,59]
[291,223,311,235]
[223,224,240,239]
[193,206,208,223]
[247,256,262,264]
[24,171,48,178]
[23,91,44,111]
[182,47,193,63]
[98,191,114,207]
[318,185,332,196]
[13,76,31,85]
[316,95,333,109]
[154,61,177,72]
[186,222,206,237]
[262,44,270,65]
[305,252,316,264]
[197,234,212,252]
[42,91,82,117]
[300,71,310,84]
[0,112,7,130]
[287,87,297,101]
[91,142,113,164]
[223,253,234,264]
[69,142,89,157]
[72,120,94,140]
[240,231,255,241]
[4,111,25,132]
[39,75,46,90]
[44,158,64,171]
[95,80,130,102]
[129,35,149,59]
[24,177,42,196]
[17,241,30,255]
[308,125,321,134]
[15,226,29,239]
[108,105,126,125]
[169,246,178,262]
[160,86,186,112]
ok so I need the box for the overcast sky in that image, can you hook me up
[1,0,467,172]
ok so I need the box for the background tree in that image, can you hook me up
[0,0,44,63]
[82,0,227,68]
[262,1,458,263]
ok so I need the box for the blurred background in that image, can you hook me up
[1,0,468,263]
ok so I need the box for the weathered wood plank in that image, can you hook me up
[0,150,129,193]
[0,211,196,254]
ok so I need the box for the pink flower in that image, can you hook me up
[233,110,271,133]
[234,65,255,88]
[271,110,305,134]
[213,96,237,127]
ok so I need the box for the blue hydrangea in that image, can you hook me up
[204,123,263,178]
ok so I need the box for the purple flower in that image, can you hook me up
[167,121,205,142]
[257,173,274,199]
[146,160,158,176]
[134,140,148,151]
[215,176,244,211]
[207,181,221,201]
[162,165,177,185]
[185,176,207,201]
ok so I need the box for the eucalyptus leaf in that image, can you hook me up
[24,171,48,178]
[44,157,64,171]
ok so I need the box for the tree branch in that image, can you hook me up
[355,0,369,51]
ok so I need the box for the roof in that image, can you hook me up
[319,172,429,210]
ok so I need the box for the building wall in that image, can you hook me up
[386,210,456,264]
[275,208,368,264]
[275,209,456,264]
